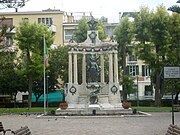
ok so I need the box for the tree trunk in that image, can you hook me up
[28,74,33,108]
[122,85,127,101]
[35,94,42,107]
[27,50,33,108]
[154,70,161,106]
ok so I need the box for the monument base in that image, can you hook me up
[56,102,133,116]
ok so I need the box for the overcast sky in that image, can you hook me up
[0,0,178,23]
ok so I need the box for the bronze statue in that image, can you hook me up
[87,54,100,82]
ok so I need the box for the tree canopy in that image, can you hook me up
[15,21,54,107]
[114,5,180,105]
[114,16,134,100]
[73,17,106,43]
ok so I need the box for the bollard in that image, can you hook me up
[133,109,137,114]
[92,109,96,115]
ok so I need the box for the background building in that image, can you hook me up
[0,9,64,48]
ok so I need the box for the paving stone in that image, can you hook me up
[0,112,180,135]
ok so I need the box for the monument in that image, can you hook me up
[56,18,127,115]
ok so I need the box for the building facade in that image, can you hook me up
[0,9,64,48]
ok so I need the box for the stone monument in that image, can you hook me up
[56,18,126,115]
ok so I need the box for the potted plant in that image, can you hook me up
[59,101,68,110]
[122,100,131,109]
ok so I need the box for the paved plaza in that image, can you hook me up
[0,112,180,135]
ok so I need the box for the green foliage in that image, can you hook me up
[96,19,107,40]
[168,5,180,13]
[134,6,152,43]
[134,5,180,106]
[0,52,28,97]
[73,17,89,43]
[114,16,134,100]
[16,21,53,54]
[15,20,54,107]
[114,16,134,70]
[120,75,136,95]
[73,17,106,43]
[49,45,68,85]
[132,106,172,112]
[167,13,180,66]
[114,16,134,45]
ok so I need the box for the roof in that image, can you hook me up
[0,10,64,15]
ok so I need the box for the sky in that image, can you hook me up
[0,0,178,23]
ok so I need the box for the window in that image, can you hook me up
[0,18,13,28]
[129,55,137,61]
[64,29,74,40]
[142,65,151,76]
[22,95,28,102]
[144,85,153,96]
[38,17,53,26]
[22,18,29,21]
[38,18,41,23]
[127,65,139,76]
[6,36,13,45]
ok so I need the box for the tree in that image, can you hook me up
[114,16,134,101]
[0,51,28,106]
[96,19,107,40]
[15,21,54,108]
[73,17,89,43]
[134,5,173,106]
[165,13,180,103]
[133,6,154,102]
[73,17,106,43]
[150,5,171,106]
[48,45,69,86]
[167,13,180,65]
[168,0,180,13]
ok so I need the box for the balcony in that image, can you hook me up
[49,25,56,33]
[127,61,137,65]
[0,44,17,52]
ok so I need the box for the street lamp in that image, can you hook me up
[136,75,139,107]
[46,75,49,109]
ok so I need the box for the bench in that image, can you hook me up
[12,126,31,135]
[166,124,180,135]
[0,122,11,135]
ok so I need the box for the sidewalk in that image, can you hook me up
[0,112,180,135]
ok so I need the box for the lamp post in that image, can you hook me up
[46,75,49,109]
[136,75,139,107]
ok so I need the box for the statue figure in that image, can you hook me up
[89,84,100,104]
[87,54,100,82]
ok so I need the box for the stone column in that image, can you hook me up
[109,52,113,83]
[68,52,72,83]
[82,53,86,84]
[73,53,78,84]
[114,52,119,83]
[100,54,105,83]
